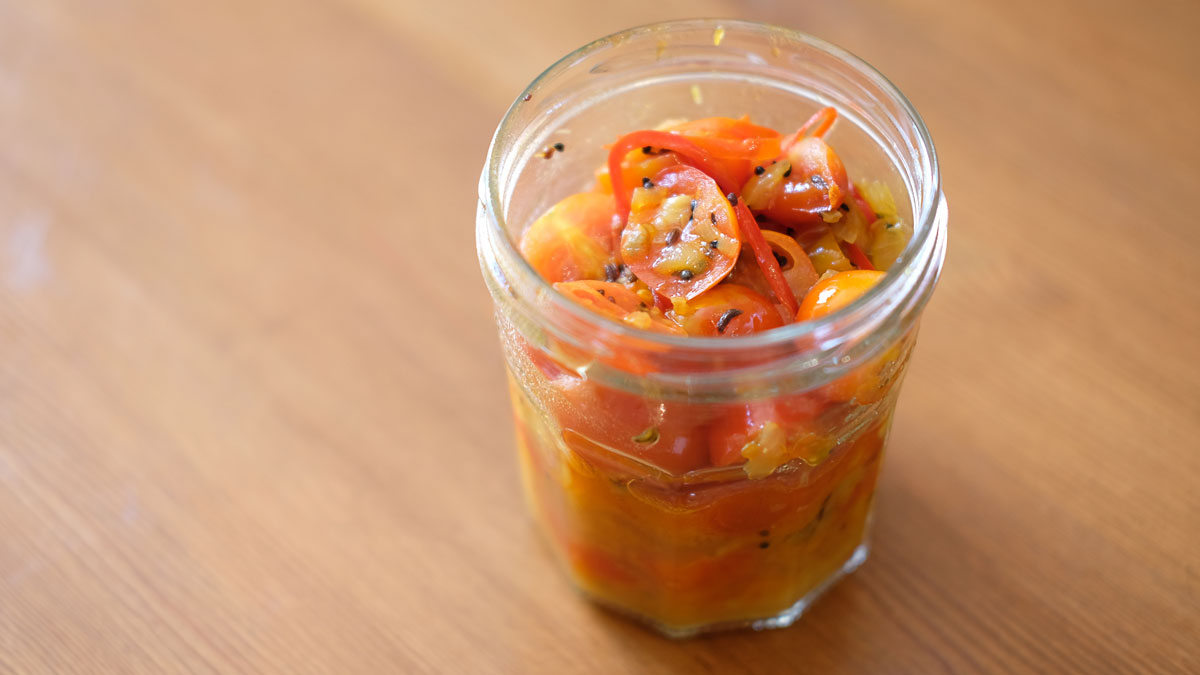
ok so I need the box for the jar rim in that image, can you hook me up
[479,18,944,355]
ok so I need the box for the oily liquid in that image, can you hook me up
[508,371,897,634]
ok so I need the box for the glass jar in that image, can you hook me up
[476,19,947,637]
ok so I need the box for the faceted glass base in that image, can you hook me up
[588,543,871,639]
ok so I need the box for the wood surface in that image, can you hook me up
[1,0,1197,672]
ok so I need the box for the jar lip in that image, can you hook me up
[481,18,943,353]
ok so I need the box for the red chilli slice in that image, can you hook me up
[845,183,879,271]
[608,130,739,220]
[780,107,838,153]
[734,201,800,316]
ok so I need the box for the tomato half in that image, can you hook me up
[662,116,782,188]
[796,270,885,321]
[741,136,849,228]
[553,280,685,335]
[519,193,618,283]
[730,201,800,316]
[607,130,739,219]
[618,165,741,300]
[723,244,774,300]
[819,347,894,405]
[760,231,819,303]
[797,271,899,404]
[672,284,783,337]
[708,403,775,468]
[707,394,822,468]
[551,377,711,475]
[594,149,680,196]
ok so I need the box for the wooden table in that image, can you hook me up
[2,1,1196,672]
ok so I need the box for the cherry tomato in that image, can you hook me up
[666,116,781,146]
[594,149,680,196]
[760,231,819,303]
[731,201,800,316]
[519,193,618,283]
[672,284,783,337]
[607,130,739,218]
[706,394,822,468]
[693,458,837,534]
[708,403,774,468]
[662,116,782,187]
[553,280,685,335]
[723,245,774,300]
[551,376,711,475]
[566,542,638,587]
[797,270,885,321]
[799,270,893,403]
[741,136,849,228]
[819,330,913,404]
[619,165,741,300]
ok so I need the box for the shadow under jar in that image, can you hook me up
[477,19,947,638]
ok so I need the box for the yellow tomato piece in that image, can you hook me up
[796,270,885,321]
[519,193,618,283]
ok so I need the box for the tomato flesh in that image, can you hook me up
[595,149,680,196]
[619,165,741,300]
[672,284,783,337]
[708,403,773,468]
[707,393,822,468]
[519,193,618,283]
[742,137,849,228]
[553,280,685,335]
[761,230,819,303]
[732,201,800,316]
[551,377,710,475]
[662,116,782,188]
[607,130,740,219]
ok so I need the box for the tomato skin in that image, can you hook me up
[604,119,780,210]
[730,200,800,316]
[746,137,849,228]
[662,117,782,188]
[519,193,618,283]
[553,280,685,336]
[760,230,819,303]
[594,150,680,196]
[619,165,741,300]
[607,131,739,218]
[551,377,711,475]
[706,393,822,468]
[796,270,885,321]
[708,403,771,468]
[723,245,774,300]
[673,284,783,337]
[796,270,891,403]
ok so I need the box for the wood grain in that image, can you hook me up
[1,0,1197,672]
